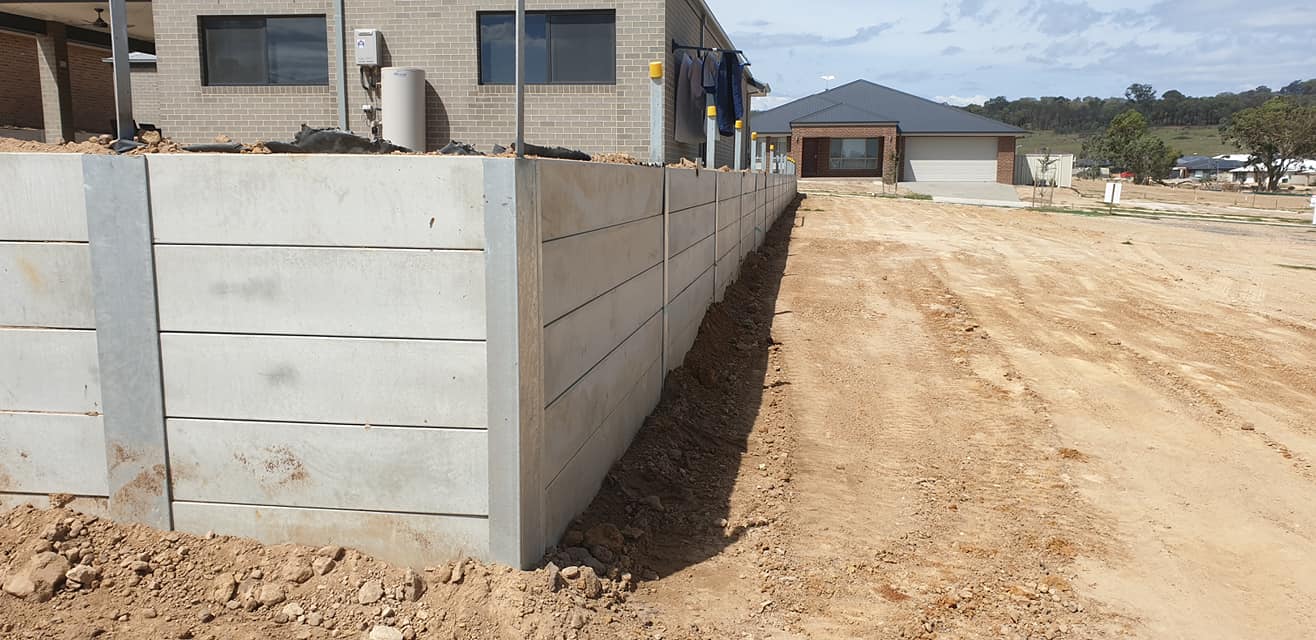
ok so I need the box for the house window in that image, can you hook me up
[828,138,880,170]
[200,16,329,86]
[478,11,616,85]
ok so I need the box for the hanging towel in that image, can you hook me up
[674,53,704,144]
[715,50,742,137]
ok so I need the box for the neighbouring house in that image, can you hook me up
[1172,155,1245,182]
[751,79,1025,182]
[1229,159,1316,187]
[1,0,769,163]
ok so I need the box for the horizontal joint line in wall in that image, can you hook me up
[165,416,486,432]
[544,353,662,492]
[0,239,89,246]
[543,262,662,330]
[0,409,101,418]
[158,331,485,344]
[171,499,489,521]
[668,262,715,304]
[541,211,663,244]
[544,307,663,410]
[151,243,485,253]
[668,200,716,214]
[0,325,95,333]
[0,490,108,500]
[668,230,716,262]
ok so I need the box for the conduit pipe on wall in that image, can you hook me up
[335,0,348,130]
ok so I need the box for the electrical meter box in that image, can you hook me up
[354,29,381,66]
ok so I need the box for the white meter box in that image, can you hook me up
[354,29,381,66]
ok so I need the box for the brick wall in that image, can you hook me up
[789,125,899,181]
[150,0,678,154]
[664,0,743,166]
[997,136,1016,185]
[130,66,161,126]
[68,44,116,133]
[0,32,42,129]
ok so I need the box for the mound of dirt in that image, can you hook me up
[0,505,641,640]
[0,137,112,154]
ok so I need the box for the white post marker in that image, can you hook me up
[750,131,759,170]
[1310,194,1316,225]
[767,143,775,174]
[1104,182,1122,208]
[705,105,717,168]
[733,120,744,171]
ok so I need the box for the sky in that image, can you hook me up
[703,0,1316,110]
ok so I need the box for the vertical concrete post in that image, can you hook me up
[35,23,74,144]
[649,61,664,165]
[705,106,717,168]
[108,0,135,140]
[660,169,672,374]
[83,155,172,531]
[768,143,775,174]
[484,158,545,569]
[733,121,744,171]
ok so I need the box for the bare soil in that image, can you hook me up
[5,192,1316,639]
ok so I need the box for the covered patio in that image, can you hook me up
[0,0,152,143]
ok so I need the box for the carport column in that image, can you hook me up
[35,22,75,144]
[83,155,172,531]
[484,158,546,570]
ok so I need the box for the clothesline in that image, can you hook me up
[671,39,751,66]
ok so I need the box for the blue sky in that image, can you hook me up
[707,0,1316,109]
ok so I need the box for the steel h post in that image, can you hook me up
[733,120,743,171]
[108,0,134,140]
[514,0,526,158]
[705,106,717,168]
[649,62,664,165]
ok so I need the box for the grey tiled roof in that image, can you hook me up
[753,79,1025,135]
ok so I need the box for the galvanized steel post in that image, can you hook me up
[108,0,134,140]
[649,61,664,165]
[733,120,743,171]
[514,0,526,157]
[705,106,717,168]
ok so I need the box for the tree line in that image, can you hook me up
[963,80,1316,133]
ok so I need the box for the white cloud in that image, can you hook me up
[934,95,989,106]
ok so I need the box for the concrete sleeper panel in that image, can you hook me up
[155,245,486,340]
[167,419,488,515]
[0,242,95,329]
[160,333,487,427]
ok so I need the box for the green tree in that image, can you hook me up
[1222,97,1316,190]
[1125,83,1157,105]
[1086,110,1179,183]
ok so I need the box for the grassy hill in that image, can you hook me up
[1017,126,1243,157]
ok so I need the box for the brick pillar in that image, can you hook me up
[36,22,75,144]
[997,136,1017,184]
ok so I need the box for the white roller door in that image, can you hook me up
[903,137,998,182]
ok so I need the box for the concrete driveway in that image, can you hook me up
[899,181,1024,207]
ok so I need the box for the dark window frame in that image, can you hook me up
[476,9,617,86]
[198,14,330,87]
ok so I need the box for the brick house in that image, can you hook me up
[754,80,1024,183]
[3,1,767,164]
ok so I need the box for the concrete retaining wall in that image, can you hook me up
[0,154,109,517]
[0,152,796,568]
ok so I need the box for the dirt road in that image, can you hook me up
[5,191,1315,640]
[605,191,1316,639]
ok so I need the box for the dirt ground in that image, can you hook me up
[1021,179,1313,223]
[5,191,1316,639]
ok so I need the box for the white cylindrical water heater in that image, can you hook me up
[381,67,425,151]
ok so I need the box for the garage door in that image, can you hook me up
[903,137,998,182]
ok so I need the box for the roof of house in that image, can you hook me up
[1229,159,1316,173]
[752,79,1025,136]
[1175,155,1245,171]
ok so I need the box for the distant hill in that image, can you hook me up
[1018,126,1242,157]
[964,79,1315,157]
